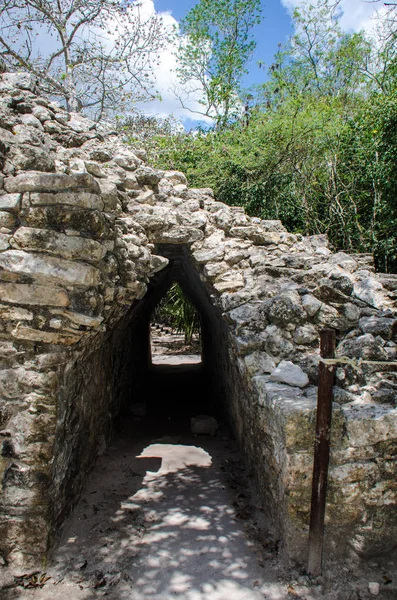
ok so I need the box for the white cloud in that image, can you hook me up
[280,0,385,34]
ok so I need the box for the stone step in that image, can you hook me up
[349,253,375,271]
[377,273,397,291]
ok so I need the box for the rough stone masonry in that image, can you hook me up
[0,71,396,568]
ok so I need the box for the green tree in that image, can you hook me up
[174,0,262,127]
[261,0,372,107]
[153,283,200,345]
[146,0,397,272]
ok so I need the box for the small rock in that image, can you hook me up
[368,581,380,596]
[130,403,147,418]
[270,360,309,388]
[191,415,218,436]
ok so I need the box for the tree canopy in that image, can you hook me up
[151,0,397,272]
[174,0,262,127]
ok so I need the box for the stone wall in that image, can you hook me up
[0,72,396,567]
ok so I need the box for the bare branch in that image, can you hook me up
[0,0,173,119]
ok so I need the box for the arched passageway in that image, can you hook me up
[126,244,233,423]
[50,244,250,557]
[37,246,275,599]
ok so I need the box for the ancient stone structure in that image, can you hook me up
[0,72,396,568]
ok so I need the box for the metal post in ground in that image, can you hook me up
[307,328,336,577]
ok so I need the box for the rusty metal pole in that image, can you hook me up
[307,329,336,577]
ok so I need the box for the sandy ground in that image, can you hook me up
[1,348,396,599]
[150,330,201,366]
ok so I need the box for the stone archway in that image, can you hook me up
[1,73,397,568]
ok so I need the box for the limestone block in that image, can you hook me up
[42,119,63,134]
[113,150,141,171]
[354,274,387,309]
[124,173,139,190]
[12,324,82,345]
[132,205,178,230]
[51,310,104,328]
[343,302,360,322]
[267,291,306,326]
[0,193,21,212]
[173,184,188,196]
[225,247,250,265]
[134,166,163,186]
[316,302,342,329]
[193,246,225,264]
[97,180,118,211]
[314,283,351,304]
[4,172,100,194]
[260,219,287,232]
[88,147,112,163]
[197,230,225,250]
[213,271,244,293]
[54,112,69,126]
[149,255,169,274]
[20,114,43,130]
[230,227,282,246]
[342,403,397,451]
[0,211,16,229]
[244,351,276,376]
[68,112,96,133]
[191,415,218,436]
[152,226,204,245]
[203,261,229,279]
[28,207,109,239]
[162,170,188,185]
[270,360,309,388]
[337,333,388,361]
[212,208,233,230]
[0,250,101,286]
[0,368,27,399]
[69,158,87,174]
[226,301,267,332]
[0,127,16,146]
[1,72,37,91]
[84,161,105,178]
[185,199,200,212]
[176,210,207,229]
[358,316,397,340]
[12,227,107,261]
[329,252,358,272]
[0,233,10,250]
[294,325,318,345]
[32,105,52,122]
[0,282,69,306]
[254,376,304,408]
[8,143,56,172]
[29,190,103,211]
[0,304,33,321]
[136,190,155,204]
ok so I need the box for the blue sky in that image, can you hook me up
[17,0,383,126]
[141,0,384,127]
[154,0,293,89]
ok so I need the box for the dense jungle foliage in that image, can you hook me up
[153,283,201,343]
[126,1,397,273]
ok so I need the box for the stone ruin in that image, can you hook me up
[0,71,396,568]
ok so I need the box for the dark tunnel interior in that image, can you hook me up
[124,244,231,425]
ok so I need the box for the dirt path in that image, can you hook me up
[2,358,396,599]
[1,422,283,599]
